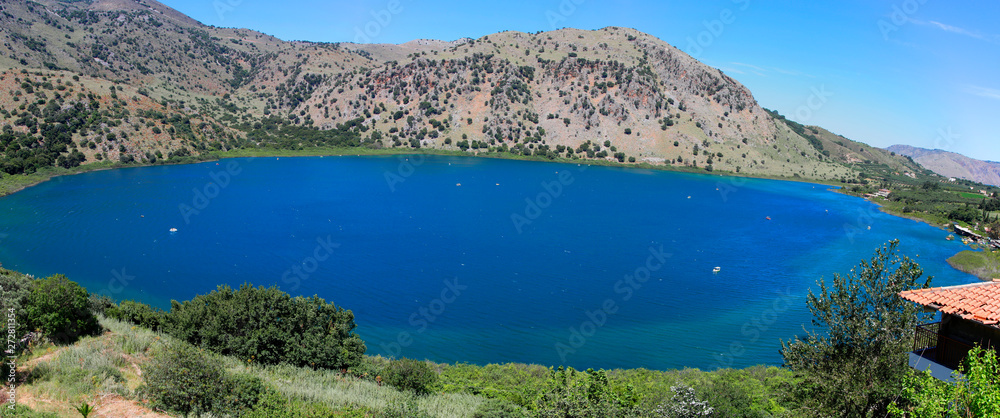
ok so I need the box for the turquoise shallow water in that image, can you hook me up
[0,155,978,370]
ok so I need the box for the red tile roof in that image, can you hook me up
[900,281,1000,327]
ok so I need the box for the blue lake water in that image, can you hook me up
[0,155,979,370]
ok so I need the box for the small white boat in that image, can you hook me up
[169,228,178,233]
[713,267,721,274]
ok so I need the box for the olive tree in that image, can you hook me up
[780,240,932,417]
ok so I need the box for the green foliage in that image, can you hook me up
[533,367,639,417]
[949,205,980,223]
[74,403,94,418]
[165,283,365,370]
[780,240,931,417]
[104,300,165,331]
[26,274,99,344]
[141,341,228,416]
[0,404,58,418]
[217,373,273,416]
[141,341,272,416]
[688,366,802,418]
[244,391,348,418]
[0,268,36,339]
[889,346,1000,417]
[385,358,438,395]
[473,398,530,417]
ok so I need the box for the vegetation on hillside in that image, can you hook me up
[0,0,938,189]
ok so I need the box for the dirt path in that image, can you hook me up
[16,338,172,417]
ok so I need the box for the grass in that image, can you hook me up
[13,316,486,416]
[10,313,810,417]
[947,249,1000,281]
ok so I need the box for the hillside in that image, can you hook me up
[888,144,1000,187]
[0,0,933,185]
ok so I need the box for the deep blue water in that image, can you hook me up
[0,155,978,370]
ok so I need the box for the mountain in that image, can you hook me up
[0,0,926,184]
[887,145,1000,187]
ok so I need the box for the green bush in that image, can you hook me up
[88,293,116,316]
[26,274,99,343]
[473,398,529,417]
[165,283,365,370]
[244,391,346,418]
[141,341,228,416]
[0,268,36,338]
[385,358,438,395]
[105,300,165,331]
[0,404,58,418]
[217,373,271,416]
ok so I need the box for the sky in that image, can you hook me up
[160,0,1000,161]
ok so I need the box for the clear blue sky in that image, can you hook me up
[161,0,1000,161]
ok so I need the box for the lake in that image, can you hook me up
[0,155,978,370]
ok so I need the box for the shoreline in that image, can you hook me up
[4,148,975,280]
[0,146,844,199]
[830,188,991,281]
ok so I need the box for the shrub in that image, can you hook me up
[244,391,342,418]
[165,284,365,370]
[385,358,438,395]
[217,373,271,416]
[888,346,1000,417]
[26,275,99,344]
[105,300,165,331]
[473,399,529,417]
[0,269,36,339]
[141,341,227,416]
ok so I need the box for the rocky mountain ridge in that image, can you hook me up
[0,0,924,184]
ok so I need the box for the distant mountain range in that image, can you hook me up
[0,0,928,184]
[887,145,1000,186]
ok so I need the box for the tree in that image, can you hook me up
[780,240,931,417]
[384,358,438,395]
[26,274,99,343]
[889,346,1000,417]
[142,341,227,416]
[987,221,1000,240]
[165,284,365,370]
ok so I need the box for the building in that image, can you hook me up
[899,281,1000,381]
